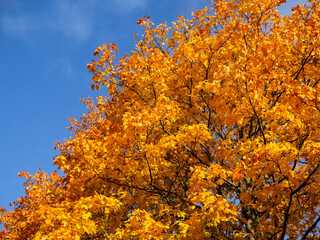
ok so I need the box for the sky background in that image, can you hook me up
[0,0,308,216]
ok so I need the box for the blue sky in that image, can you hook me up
[0,0,308,212]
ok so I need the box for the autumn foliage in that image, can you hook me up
[2,0,320,239]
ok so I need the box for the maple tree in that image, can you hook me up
[1,0,320,239]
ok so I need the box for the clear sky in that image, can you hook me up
[0,0,308,214]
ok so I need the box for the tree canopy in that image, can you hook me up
[1,0,320,239]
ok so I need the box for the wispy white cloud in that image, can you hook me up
[48,0,95,40]
[185,0,209,11]
[0,0,150,41]
[112,0,148,13]
[43,56,85,84]
[0,0,94,41]
[57,57,76,81]
[1,13,40,36]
